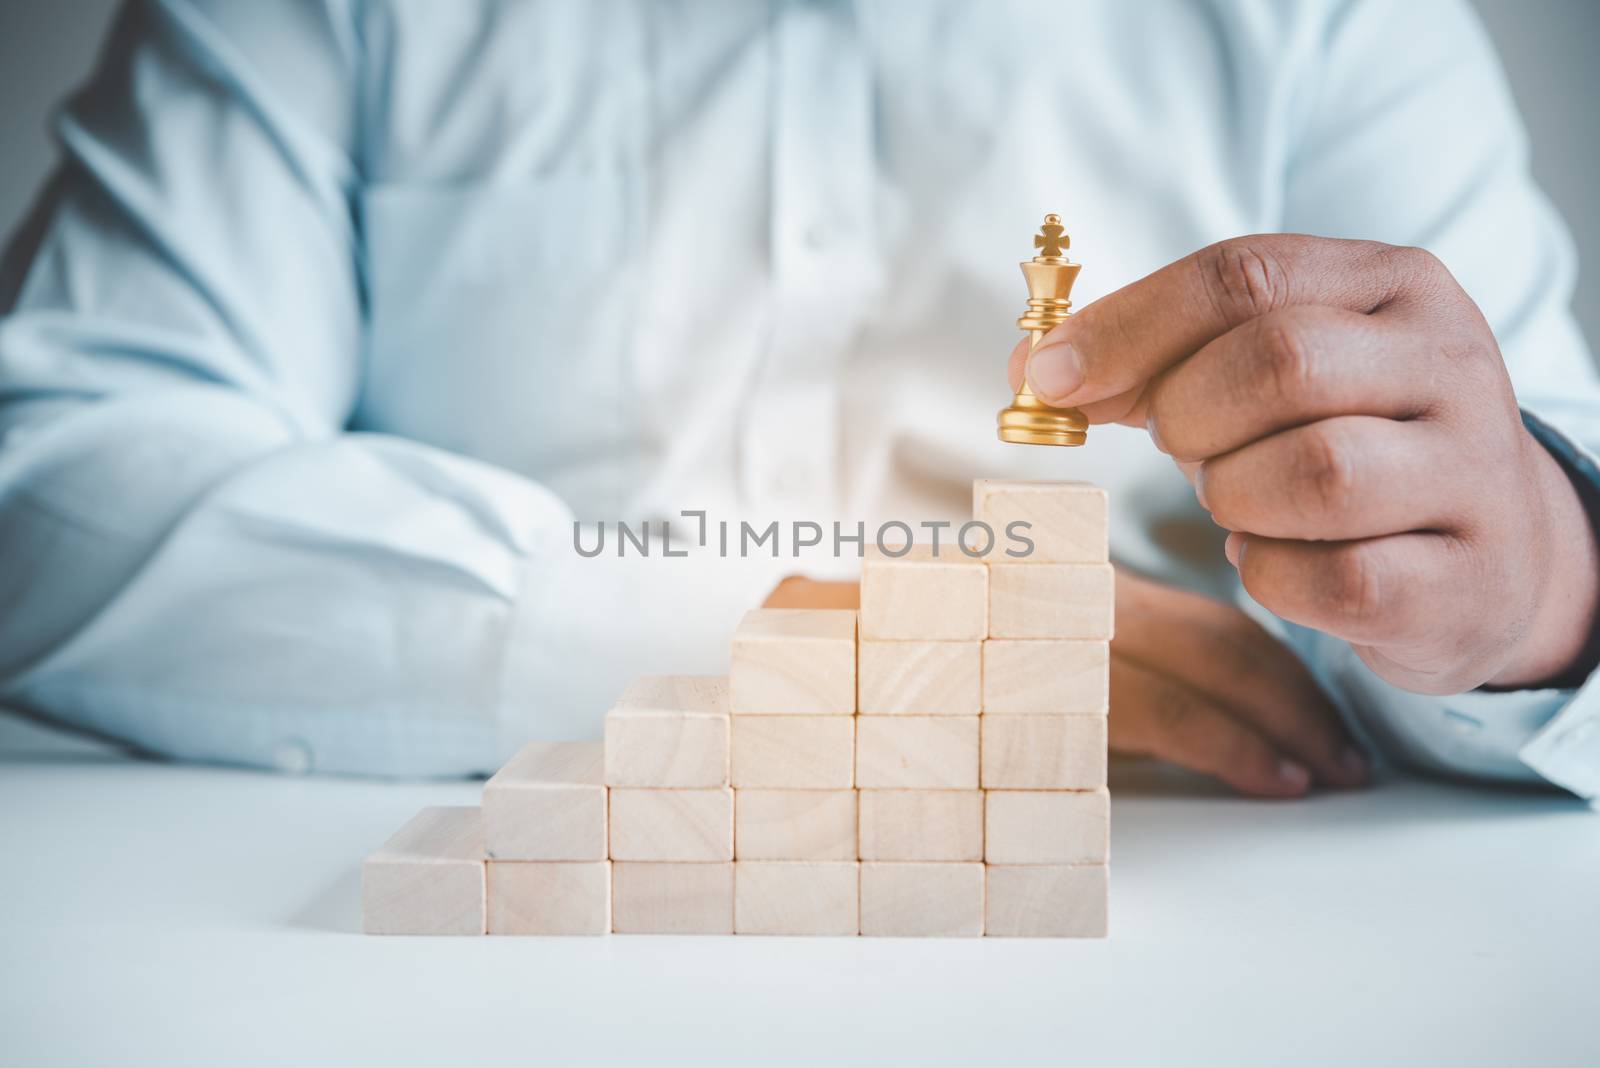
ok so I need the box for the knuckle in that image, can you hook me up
[1253,314,1320,407]
[1198,239,1291,323]
[1378,243,1453,307]
[1392,243,1446,284]
[1296,425,1358,520]
[1326,546,1387,629]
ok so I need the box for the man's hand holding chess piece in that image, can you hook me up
[1009,235,1600,796]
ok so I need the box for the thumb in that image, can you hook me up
[1005,336,1031,393]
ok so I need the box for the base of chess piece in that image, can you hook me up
[997,387,1088,447]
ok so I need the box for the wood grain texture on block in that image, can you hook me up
[729,608,857,714]
[482,742,607,861]
[988,563,1114,640]
[362,806,485,936]
[982,715,1107,789]
[985,789,1109,864]
[604,676,730,787]
[608,788,733,861]
[487,861,610,935]
[611,862,734,934]
[859,543,987,641]
[736,790,857,861]
[735,862,860,935]
[858,790,983,861]
[730,715,855,789]
[855,716,979,789]
[972,479,1108,563]
[985,864,1108,937]
[857,640,981,715]
[982,639,1109,715]
[859,862,984,937]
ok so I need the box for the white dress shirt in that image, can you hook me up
[2,0,1598,793]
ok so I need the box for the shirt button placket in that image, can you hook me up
[743,1,879,521]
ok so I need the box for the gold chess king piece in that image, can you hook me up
[997,214,1090,446]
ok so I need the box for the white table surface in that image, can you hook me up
[2,711,1596,1068]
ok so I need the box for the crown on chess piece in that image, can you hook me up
[997,214,1090,447]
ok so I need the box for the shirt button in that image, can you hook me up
[273,738,314,775]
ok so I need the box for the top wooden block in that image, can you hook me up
[483,741,608,860]
[604,676,730,788]
[859,543,987,641]
[972,479,1108,563]
[729,609,858,714]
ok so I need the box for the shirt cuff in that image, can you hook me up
[1518,684,1600,799]
[1511,409,1600,797]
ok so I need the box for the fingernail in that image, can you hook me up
[1024,342,1083,403]
[1278,759,1310,790]
[1193,464,1210,508]
[1340,746,1369,782]
[1223,531,1242,566]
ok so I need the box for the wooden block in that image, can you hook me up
[985,864,1108,937]
[859,862,984,937]
[762,577,860,610]
[604,675,730,787]
[482,742,607,861]
[729,608,857,714]
[362,806,485,935]
[982,715,1107,789]
[736,790,857,860]
[608,788,733,861]
[972,479,1108,563]
[858,640,981,715]
[735,862,860,935]
[985,789,1109,864]
[982,639,1109,715]
[730,715,855,788]
[486,861,610,935]
[611,862,734,934]
[988,563,1114,640]
[855,716,978,789]
[859,543,987,641]
[858,790,983,861]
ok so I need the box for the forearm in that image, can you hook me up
[1,397,795,775]
[0,412,527,773]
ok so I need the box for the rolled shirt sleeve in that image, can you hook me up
[0,0,508,775]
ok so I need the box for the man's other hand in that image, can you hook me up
[1111,569,1365,798]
